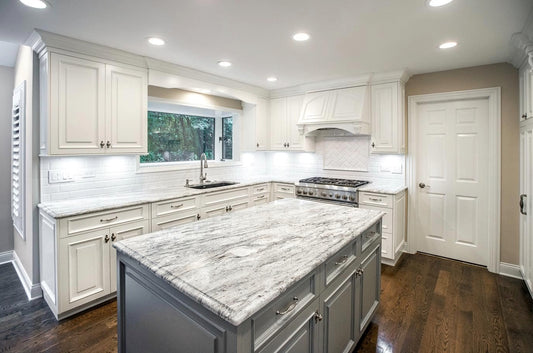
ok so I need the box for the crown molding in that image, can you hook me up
[269,70,409,98]
[509,8,533,68]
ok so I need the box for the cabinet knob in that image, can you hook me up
[256,143,260,148]
[314,311,323,323]
[100,141,105,148]
[196,214,201,220]
[287,142,290,148]
[111,233,116,241]
[523,114,528,119]
[371,142,375,148]
[106,141,111,148]
[283,143,287,148]
[105,234,110,243]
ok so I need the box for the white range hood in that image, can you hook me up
[297,85,371,136]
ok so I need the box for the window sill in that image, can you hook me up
[136,160,242,174]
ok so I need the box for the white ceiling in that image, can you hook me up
[0,0,531,89]
[0,41,19,67]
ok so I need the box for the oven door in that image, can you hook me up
[296,195,358,208]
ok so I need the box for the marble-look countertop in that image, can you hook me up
[113,199,383,326]
[357,181,407,195]
[38,176,298,218]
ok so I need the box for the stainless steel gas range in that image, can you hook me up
[295,177,370,207]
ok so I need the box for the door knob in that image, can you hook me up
[419,182,426,189]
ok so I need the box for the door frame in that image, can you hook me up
[407,87,501,273]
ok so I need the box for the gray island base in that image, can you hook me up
[114,199,383,353]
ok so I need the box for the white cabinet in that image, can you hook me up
[270,96,315,152]
[370,82,405,154]
[272,183,296,200]
[200,187,250,219]
[520,121,533,299]
[299,91,330,122]
[42,52,147,155]
[241,98,270,151]
[519,63,533,123]
[151,196,200,231]
[358,190,406,265]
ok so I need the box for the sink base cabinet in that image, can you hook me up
[117,221,382,353]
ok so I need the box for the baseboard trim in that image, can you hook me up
[12,251,42,301]
[0,250,14,265]
[499,262,523,280]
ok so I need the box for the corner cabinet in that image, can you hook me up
[519,62,533,123]
[270,95,315,152]
[370,81,406,154]
[40,52,147,155]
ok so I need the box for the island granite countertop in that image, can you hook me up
[113,198,383,326]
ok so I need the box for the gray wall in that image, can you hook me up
[0,65,14,254]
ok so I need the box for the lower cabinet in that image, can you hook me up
[273,183,296,200]
[358,244,381,335]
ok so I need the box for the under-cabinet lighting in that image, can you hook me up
[267,77,278,82]
[218,61,232,67]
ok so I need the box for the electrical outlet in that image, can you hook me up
[391,163,403,174]
[48,170,74,184]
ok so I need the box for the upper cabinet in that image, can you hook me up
[241,98,270,152]
[270,95,315,152]
[370,81,405,154]
[520,62,533,123]
[40,52,147,156]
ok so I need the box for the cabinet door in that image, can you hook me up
[520,125,533,297]
[359,245,381,334]
[321,273,358,353]
[270,98,288,150]
[527,66,533,119]
[300,91,330,122]
[106,65,147,153]
[50,53,106,154]
[110,220,150,292]
[59,229,110,312]
[286,95,305,151]
[371,82,398,153]
[520,66,527,122]
[256,98,270,150]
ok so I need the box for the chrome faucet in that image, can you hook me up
[199,153,208,183]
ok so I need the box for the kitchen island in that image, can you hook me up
[114,199,383,353]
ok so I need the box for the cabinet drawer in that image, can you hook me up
[253,272,317,349]
[252,194,269,204]
[381,234,393,259]
[62,205,149,237]
[358,192,392,208]
[151,196,197,218]
[253,184,270,195]
[202,187,249,207]
[324,238,358,286]
[359,204,392,234]
[274,183,295,195]
[361,221,382,253]
[151,212,198,231]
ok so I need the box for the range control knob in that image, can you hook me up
[321,192,327,197]
[297,189,302,194]
[342,195,348,200]
[309,191,314,196]
[329,194,333,197]
[303,191,308,195]
[335,194,341,199]
[349,195,355,201]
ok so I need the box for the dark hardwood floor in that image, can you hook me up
[1,253,532,352]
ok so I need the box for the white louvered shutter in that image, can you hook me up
[12,82,25,236]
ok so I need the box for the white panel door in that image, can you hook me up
[109,220,150,292]
[51,53,106,154]
[520,124,533,296]
[106,65,147,153]
[415,98,489,265]
[286,95,305,151]
[269,97,287,150]
[59,230,110,311]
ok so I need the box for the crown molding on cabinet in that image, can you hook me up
[269,70,410,99]
[510,8,533,68]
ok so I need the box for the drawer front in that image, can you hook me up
[202,187,250,207]
[151,196,197,218]
[361,221,382,253]
[359,204,392,234]
[324,238,358,286]
[151,212,198,231]
[358,192,393,208]
[253,184,270,195]
[381,234,393,259]
[252,193,270,204]
[64,204,149,237]
[274,183,295,195]
[253,272,317,349]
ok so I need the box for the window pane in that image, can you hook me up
[222,117,233,160]
[140,111,215,163]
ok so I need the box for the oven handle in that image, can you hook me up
[297,195,358,207]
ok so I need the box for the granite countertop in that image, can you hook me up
[38,176,298,218]
[113,199,383,326]
[357,181,407,195]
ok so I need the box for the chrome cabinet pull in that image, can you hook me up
[104,234,110,243]
[257,188,265,192]
[369,197,382,202]
[276,297,299,315]
[229,205,233,211]
[281,187,291,191]
[257,195,265,199]
[111,233,116,241]
[355,268,364,277]
[335,255,349,266]
[520,194,527,215]
[523,113,528,119]
[170,203,184,209]
[100,216,118,223]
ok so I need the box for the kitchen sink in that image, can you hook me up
[187,181,238,189]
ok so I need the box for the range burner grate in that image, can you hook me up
[299,177,370,188]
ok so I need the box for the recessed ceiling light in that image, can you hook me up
[292,32,310,42]
[428,0,454,7]
[439,41,457,49]
[147,37,165,46]
[218,61,232,67]
[19,0,47,9]
[267,77,278,82]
